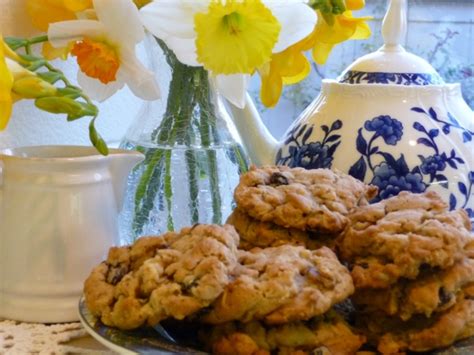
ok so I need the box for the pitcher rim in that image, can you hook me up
[0,145,143,162]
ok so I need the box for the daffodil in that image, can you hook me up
[141,0,317,108]
[27,0,93,31]
[47,0,160,102]
[259,28,317,107]
[311,3,371,65]
[0,37,14,129]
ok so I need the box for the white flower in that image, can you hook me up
[140,0,316,108]
[48,0,160,102]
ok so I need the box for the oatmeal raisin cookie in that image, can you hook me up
[202,246,353,325]
[360,297,474,354]
[84,224,240,329]
[234,166,377,233]
[226,208,336,251]
[338,191,472,288]
[353,257,474,320]
[203,311,365,355]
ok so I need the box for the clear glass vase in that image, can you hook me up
[119,38,249,243]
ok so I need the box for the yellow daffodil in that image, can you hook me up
[0,37,14,129]
[259,29,318,107]
[27,0,93,31]
[195,1,281,75]
[141,0,317,108]
[48,0,160,101]
[312,9,371,65]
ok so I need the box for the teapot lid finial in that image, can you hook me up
[337,0,444,85]
[381,0,407,51]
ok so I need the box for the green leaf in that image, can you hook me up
[89,119,109,156]
[37,72,63,84]
[4,37,27,50]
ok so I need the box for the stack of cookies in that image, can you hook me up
[84,223,365,354]
[84,165,474,354]
[337,191,474,354]
[200,244,365,354]
[228,166,378,251]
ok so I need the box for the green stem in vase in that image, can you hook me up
[130,37,239,236]
[164,150,174,231]
[195,73,223,224]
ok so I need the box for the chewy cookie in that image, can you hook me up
[84,224,240,329]
[234,166,378,233]
[226,208,336,251]
[360,296,474,354]
[201,246,354,325]
[353,257,474,320]
[203,311,365,355]
[338,191,472,289]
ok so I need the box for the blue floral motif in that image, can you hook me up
[411,107,474,143]
[364,115,403,145]
[420,155,447,175]
[449,173,474,219]
[372,162,426,201]
[410,107,473,219]
[348,112,469,205]
[276,120,342,169]
[338,71,445,85]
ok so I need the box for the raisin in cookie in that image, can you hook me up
[360,297,474,354]
[84,224,239,329]
[227,208,336,251]
[338,191,472,289]
[201,246,353,325]
[84,236,169,318]
[353,257,474,320]
[234,166,377,233]
[203,311,365,355]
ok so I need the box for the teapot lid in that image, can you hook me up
[338,0,444,86]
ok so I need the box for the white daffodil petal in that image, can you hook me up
[93,0,144,45]
[140,1,199,40]
[215,74,250,109]
[77,70,124,102]
[48,20,106,48]
[118,47,161,101]
[166,37,200,67]
[267,2,317,53]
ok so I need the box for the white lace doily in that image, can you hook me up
[0,320,107,354]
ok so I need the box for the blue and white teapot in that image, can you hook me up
[229,0,473,221]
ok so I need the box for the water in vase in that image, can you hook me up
[119,139,248,244]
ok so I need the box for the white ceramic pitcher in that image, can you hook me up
[0,146,143,322]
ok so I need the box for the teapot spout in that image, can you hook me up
[108,150,144,212]
[228,93,278,166]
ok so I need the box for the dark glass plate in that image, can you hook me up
[78,297,474,354]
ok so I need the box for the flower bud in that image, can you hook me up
[12,76,57,99]
[35,96,84,116]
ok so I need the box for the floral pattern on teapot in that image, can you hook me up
[276,107,473,220]
[339,71,445,86]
